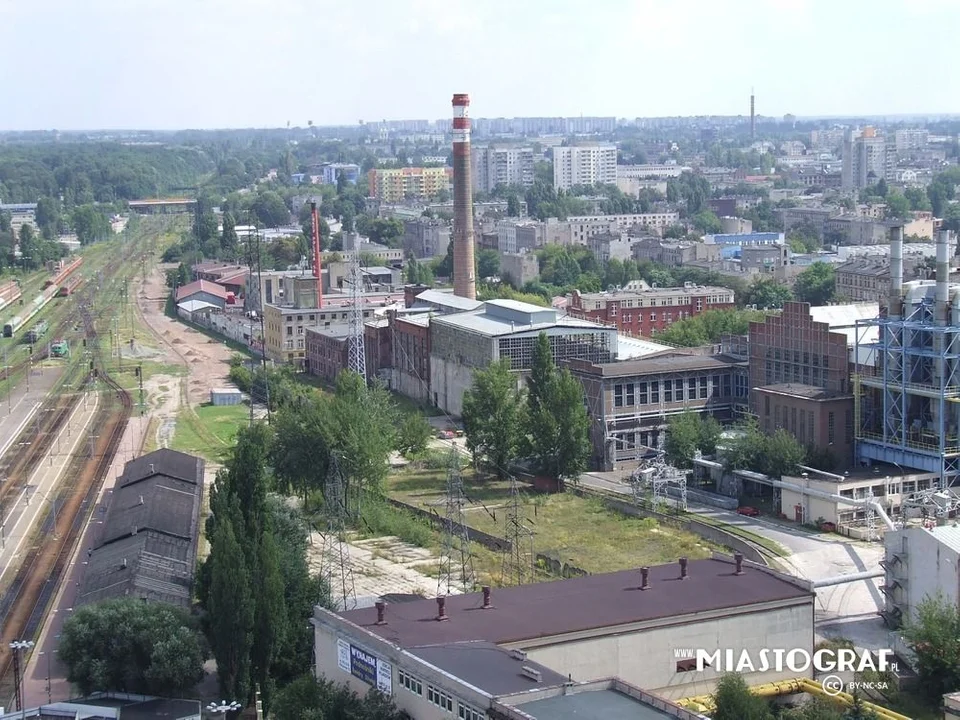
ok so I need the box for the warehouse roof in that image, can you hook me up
[339,556,813,648]
[433,299,609,338]
[79,450,204,609]
[514,688,677,720]
[175,279,227,302]
[568,352,744,378]
[755,383,849,400]
[408,642,567,696]
[414,288,484,312]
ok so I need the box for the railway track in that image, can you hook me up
[0,259,135,706]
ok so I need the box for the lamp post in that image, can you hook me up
[206,700,241,718]
[9,639,35,715]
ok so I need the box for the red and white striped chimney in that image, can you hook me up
[451,93,476,300]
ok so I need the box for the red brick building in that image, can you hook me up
[305,326,350,383]
[567,285,735,337]
[390,313,431,402]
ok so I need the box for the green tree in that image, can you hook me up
[59,598,205,697]
[905,186,932,212]
[901,592,960,701]
[462,359,523,479]
[692,209,723,234]
[272,675,411,720]
[405,256,434,286]
[524,334,590,487]
[793,262,836,305]
[762,428,807,478]
[884,191,911,220]
[711,673,774,720]
[743,277,793,309]
[207,506,255,704]
[35,196,61,239]
[433,239,454,277]
[221,211,240,256]
[72,204,113,245]
[477,249,500,279]
[252,191,291,228]
[665,412,721,469]
[396,412,433,457]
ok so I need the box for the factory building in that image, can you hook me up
[882,524,960,629]
[855,228,960,487]
[429,299,616,416]
[570,350,749,471]
[312,555,816,715]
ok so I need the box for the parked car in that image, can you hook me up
[736,506,760,517]
[437,430,456,440]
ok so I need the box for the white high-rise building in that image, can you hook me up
[472,146,535,193]
[552,144,618,190]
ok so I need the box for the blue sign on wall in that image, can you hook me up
[350,645,378,686]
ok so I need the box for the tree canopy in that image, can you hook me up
[793,262,836,305]
[59,598,205,697]
[462,359,524,479]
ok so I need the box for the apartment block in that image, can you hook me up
[472,146,535,192]
[566,213,680,244]
[834,259,890,302]
[841,128,895,190]
[552,145,618,190]
[567,285,735,337]
[367,167,453,202]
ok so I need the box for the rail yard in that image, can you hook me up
[0,221,165,707]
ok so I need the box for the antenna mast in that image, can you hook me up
[437,448,474,596]
[321,454,357,611]
[347,250,366,379]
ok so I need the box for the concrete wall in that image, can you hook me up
[884,527,960,625]
[430,354,477,416]
[522,602,813,700]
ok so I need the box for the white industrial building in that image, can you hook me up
[552,145,618,190]
[429,299,617,416]
[312,555,815,718]
[882,524,960,629]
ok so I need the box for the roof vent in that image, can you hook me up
[121,558,127,569]
[138,495,144,506]
[148,463,155,475]
[510,649,527,661]
[521,666,542,682]
[132,526,138,535]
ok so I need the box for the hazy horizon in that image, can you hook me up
[1,0,958,132]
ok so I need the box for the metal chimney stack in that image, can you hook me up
[451,93,477,300]
[888,224,903,320]
[937,229,951,326]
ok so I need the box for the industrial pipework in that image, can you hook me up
[936,229,951,326]
[888,224,903,319]
[451,93,477,300]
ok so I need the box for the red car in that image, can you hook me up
[736,506,760,517]
[437,430,456,440]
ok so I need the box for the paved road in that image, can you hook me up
[580,471,891,651]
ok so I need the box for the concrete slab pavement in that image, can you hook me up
[0,366,64,461]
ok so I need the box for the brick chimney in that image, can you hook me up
[482,586,493,609]
[436,596,449,621]
[734,553,744,576]
[679,557,688,579]
[375,601,387,625]
[640,567,650,590]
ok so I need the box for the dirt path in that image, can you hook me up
[135,263,236,449]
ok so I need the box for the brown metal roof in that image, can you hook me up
[571,353,746,379]
[340,557,812,648]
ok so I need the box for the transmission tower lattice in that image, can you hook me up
[320,454,357,611]
[501,475,534,586]
[347,252,366,379]
[633,432,688,512]
[437,448,474,596]
[865,488,878,541]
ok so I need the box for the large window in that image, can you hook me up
[398,669,423,696]
[458,702,486,720]
[428,685,454,712]
[828,411,835,444]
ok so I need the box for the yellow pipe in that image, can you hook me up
[676,678,911,720]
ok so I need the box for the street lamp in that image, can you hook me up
[206,700,241,717]
[9,639,35,714]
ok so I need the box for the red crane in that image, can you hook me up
[311,202,324,309]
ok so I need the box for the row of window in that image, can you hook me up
[614,375,740,407]
[398,669,486,719]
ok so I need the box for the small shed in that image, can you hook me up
[210,388,243,406]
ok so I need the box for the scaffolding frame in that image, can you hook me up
[855,299,960,489]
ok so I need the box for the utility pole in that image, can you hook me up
[437,448,473,596]
[321,454,356,611]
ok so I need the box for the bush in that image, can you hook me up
[359,498,433,547]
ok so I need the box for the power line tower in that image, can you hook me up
[320,454,357,611]
[501,475,534,586]
[437,448,474,596]
[347,251,366,379]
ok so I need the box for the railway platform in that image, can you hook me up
[0,366,63,462]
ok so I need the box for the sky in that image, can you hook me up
[1,0,959,131]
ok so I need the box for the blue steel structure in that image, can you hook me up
[855,228,960,489]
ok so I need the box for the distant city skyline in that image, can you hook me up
[1,0,958,131]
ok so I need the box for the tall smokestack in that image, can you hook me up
[750,89,755,141]
[889,224,903,319]
[937,229,952,325]
[452,93,477,300]
[311,202,324,309]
